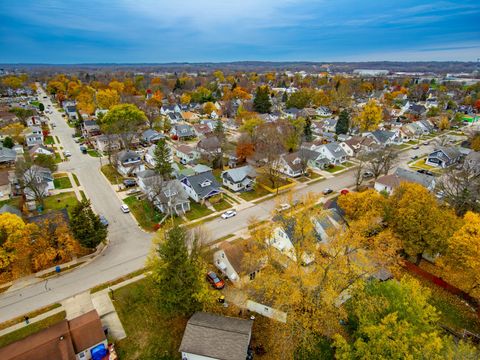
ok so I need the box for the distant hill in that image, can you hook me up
[1,61,478,74]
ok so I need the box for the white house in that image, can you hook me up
[221,165,256,192]
[144,144,173,168]
[374,167,436,194]
[24,126,43,147]
[116,150,145,176]
[316,142,348,165]
[175,144,200,165]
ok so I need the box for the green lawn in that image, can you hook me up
[72,173,80,186]
[0,311,66,348]
[54,152,62,164]
[239,185,270,201]
[326,165,346,173]
[53,177,72,189]
[87,149,101,157]
[409,158,441,172]
[44,136,54,145]
[185,202,213,221]
[80,190,87,201]
[0,197,21,209]
[124,196,163,231]
[112,278,188,359]
[212,199,232,212]
[43,192,79,216]
[101,164,123,184]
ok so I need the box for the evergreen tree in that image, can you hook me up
[282,91,288,103]
[213,119,225,142]
[150,226,211,316]
[38,103,45,112]
[153,139,173,179]
[253,86,272,113]
[336,109,350,134]
[70,199,107,249]
[303,118,313,142]
[2,137,14,149]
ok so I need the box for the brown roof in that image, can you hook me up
[0,169,10,186]
[176,144,195,155]
[219,240,262,275]
[0,310,105,360]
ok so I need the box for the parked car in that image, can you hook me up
[206,271,225,290]
[99,215,109,227]
[417,169,434,176]
[412,145,420,150]
[80,145,87,154]
[123,179,137,188]
[120,204,130,213]
[276,203,291,212]
[63,150,71,157]
[411,155,419,160]
[423,141,430,145]
[362,171,374,179]
[322,188,333,195]
[221,210,237,219]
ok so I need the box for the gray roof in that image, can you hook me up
[323,142,347,159]
[0,147,17,163]
[369,130,396,144]
[394,168,435,189]
[117,150,141,163]
[142,129,164,141]
[193,164,212,174]
[431,147,461,161]
[179,312,253,360]
[0,204,22,217]
[181,171,221,199]
[222,165,256,183]
[175,124,196,137]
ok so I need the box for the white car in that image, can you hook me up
[276,203,291,212]
[63,150,71,157]
[221,210,237,219]
[121,204,130,213]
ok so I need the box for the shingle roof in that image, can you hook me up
[182,171,220,199]
[179,312,253,360]
[0,147,17,163]
[222,165,256,183]
[323,142,347,159]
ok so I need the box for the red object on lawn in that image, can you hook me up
[340,189,350,195]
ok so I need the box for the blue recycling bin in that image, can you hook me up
[55,266,61,273]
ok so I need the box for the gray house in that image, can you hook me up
[171,124,196,140]
[179,312,253,360]
[221,165,256,192]
[0,147,17,165]
[116,150,145,176]
[426,147,462,168]
[142,129,165,144]
[180,171,221,203]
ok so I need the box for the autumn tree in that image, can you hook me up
[338,189,387,221]
[336,110,349,134]
[1,123,25,143]
[153,139,173,180]
[236,134,255,162]
[96,88,120,109]
[149,226,213,316]
[253,86,272,113]
[101,104,147,150]
[361,147,397,179]
[438,115,450,130]
[440,211,480,300]
[1,76,24,89]
[70,199,107,249]
[387,183,461,264]
[76,85,96,115]
[334,277,479,359]
[180,93,191,105]
[239,117,264,141]
[355,100,383,131]
[9,107,34,126]
[255,123,284,189]
[33,154,58,172]
[202,101,216,115]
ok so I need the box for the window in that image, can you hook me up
[249,272,256,280]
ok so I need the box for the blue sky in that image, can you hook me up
[0,0,479,63]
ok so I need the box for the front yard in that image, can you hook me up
[53,176,72,190]
[185,202,213,221]
[101,164,123,185]
[239,185,270,201]
[325,164,346,173]
[409,158,441,172]
[123,196,163,232]
[211,198,232,212]
[44,136,55,145]
[87,149,101,157]
[43,192,79,216]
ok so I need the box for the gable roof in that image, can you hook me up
[179,312,253,360]
[197,136,221,151]
[182,171,220,199]
[219,240,261,275]
[323,142,347,158]
[222,165,256,183]
[368,130,396,144]
[117,150,140,163]
[0,147,17,162]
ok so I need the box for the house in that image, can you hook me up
[0,147,17,165]
[196,136,221,157]
[81,120,101,138]
[426,147,462,168]
[93,134,121,153]
[171,123,196,140]
[312,209,345,244]
[221,165,256,192]
[28,145,54,158]
[316,142,348,165]
[193,123,213,138]
[0,204,22,217]
[142,129,164,144]
[63,101,78,120]
[179,312,253,360]
[22,165,54,201]
[316,106,333,117]
[374,167,436,194]
[0,310,109,360]
[24,126,43,147]
[276,151,308,178]
[180,171,221,203]
[406,103,426,117]
[0,170,12,199]
[137,170,190,215]
[182,111,200,122]
[160,104,181,115]
[214,240,263,285]
[144,143,173,168]
[175,144,200,165]
[365,130,402,146]
[116,150,145,176]
[321,118,337,133]
[193,164,212,174]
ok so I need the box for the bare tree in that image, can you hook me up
[364,146,398,179]
[15,161,49,206]
[353,155,367,190]
[255,123,285,190]
[436,162,480,216]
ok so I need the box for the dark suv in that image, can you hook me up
[123,179,137,188]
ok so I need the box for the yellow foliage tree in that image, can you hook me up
[108,80,125,94]
[440,211,480,300]
[96,89,120,110]
[1,76,24,89]
[1,123,25,143]
[202,102,216,115]
[337,189,387,221]
[180,93,191,105]
[76,86,96,115]
[356,99,383,131]
[438,116,450,130]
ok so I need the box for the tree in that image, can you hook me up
[180,93,191,105]
[153,139,173,180]
[239,117,264,140]
[255,123,284,190]
[1,123,25,143]
[9,107,34,125]
[236,134,255,162]
[1,76,24,89]
[253,86,272,113]
[334,277,479,359]
[203,101,216,115]
[96,89,120,109]
[286,88,315,109]
[38,103,45,112]
[70,199,107,249]
[303,118,313,142]
[213,119,225,143]
[149,226,212,316]
[387,183,461,264]
[355,100,383,131]
[440,211,480,300]
[338,189,387,221]
[16,161,51,206]
[33,154,58,172]
[362,147,397,179]
[426,106,440,117]
[438,115,450,130]
[336,110,349,134]
[101,104,147,149]
[2,137,14,149]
